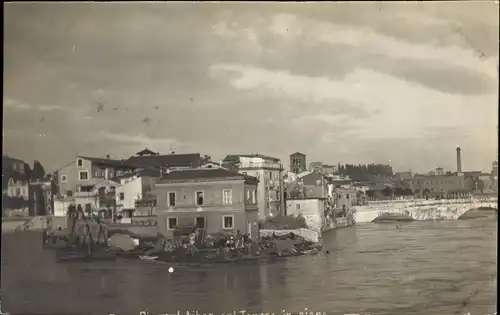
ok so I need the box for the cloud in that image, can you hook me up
[3,98,65,112]
[2,3,498,173]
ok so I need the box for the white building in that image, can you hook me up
[6,178,29,199]
[286,197,334,232]
[223,154,284,220]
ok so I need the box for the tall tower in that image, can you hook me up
[456,146,462,173]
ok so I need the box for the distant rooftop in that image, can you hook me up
[290,152,306,156]
[158,168,258,183]
[222,154,281,166]
[78,156,137,169]
[135,148,159,156]
[127,153,202,169]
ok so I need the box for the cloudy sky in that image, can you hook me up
[3,2,498,173]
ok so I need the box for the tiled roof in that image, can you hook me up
[78,156,137,169]
[158,168,258,182]
[127,153,202,169]
[223,154,280,163]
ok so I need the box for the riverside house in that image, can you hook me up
[152,168,259,238]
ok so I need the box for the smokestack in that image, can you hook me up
[456,146,462,173]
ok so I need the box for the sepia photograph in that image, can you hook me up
[2,2,498,315]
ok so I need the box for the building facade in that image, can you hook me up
[6,178,29,199]
[56,156,137,198]
[409,174,470,198]
[2,156,29,176]
[286,198,328,232]
[114,170,159,214]
[289,152,307,174]
[300,172,328,199]
[151,169,259,238]
[223,154,284,219]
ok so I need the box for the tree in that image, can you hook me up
[31,160,46,181]
[365,190,375,198]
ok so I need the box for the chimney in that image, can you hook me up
[456,146,462,173]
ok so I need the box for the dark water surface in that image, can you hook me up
[2,220,497,315]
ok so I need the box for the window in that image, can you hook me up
[346,194,350,199]
[77,158,83,167]
[245,189,251,204]
[79,171,89,181]
[222,215,234,229]
[85,203,92,214]
[66,190,73,197]
[119,192,125,201]
[296,204,300,210]
[223,189,232,205]
[251,189,256,204]
[195,216,206,229]
[80,185,94,193]
[168,192,176,207]
[15,188,21,197]
[61,175,67,183]
[195,191,204,206]
[167,217,178,230]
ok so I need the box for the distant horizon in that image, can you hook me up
[4,2,498,175]
[3,148,495,176]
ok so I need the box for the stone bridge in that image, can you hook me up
[353,197,497,223]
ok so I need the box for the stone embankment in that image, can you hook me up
[353,197,498,223]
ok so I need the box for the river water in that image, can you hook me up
[1,219,497,315]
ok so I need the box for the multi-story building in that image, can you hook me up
[6,178,29,199]
[309,162,324,174]
[114,169,160,215]
[409,173,471,198]
[289,152,306,174]
[2,156,29,176]
[222,154,284,219]
[151,168,259,238]
[323,164,336,175]
[56,156,137,198]
[300,171,329,198]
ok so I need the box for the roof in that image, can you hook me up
[136,148,159,156]
[2,155,28,165]
[297,170,313,178]
[127,153,202,169]
[111,168,161,181]
[223,154,280,163]
[78,156,138,169]
[157,168,258,183]
[290,152,306,156]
